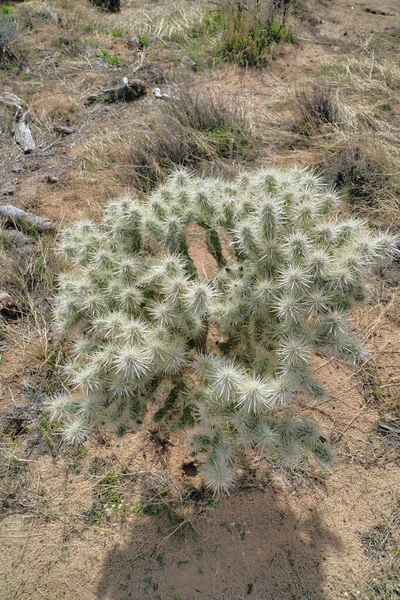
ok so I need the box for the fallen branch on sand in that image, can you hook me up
[0,205,54,232]
[85,78,147,105]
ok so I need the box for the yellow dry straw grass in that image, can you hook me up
[49,0,207,42]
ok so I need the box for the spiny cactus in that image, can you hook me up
[48,167,397,494]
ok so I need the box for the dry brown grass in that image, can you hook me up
[293,81,341,136]
[290,54,400,222]
[357,500,400,600]
[75,89,253,192]
[0,228,61,381]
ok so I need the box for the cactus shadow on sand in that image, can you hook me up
[96,485,342,600]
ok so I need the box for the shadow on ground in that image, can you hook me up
[96,486,341,600]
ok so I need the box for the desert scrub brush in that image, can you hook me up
[50,167,398,494]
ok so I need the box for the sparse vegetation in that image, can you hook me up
[357,501,400,599]
[177,0,295,67]
[292,58,400,219]
[0,12,24,69]
[1,0,400,597]
[126,90,252,191]
[293,82,340,136]
[215,1,294,67]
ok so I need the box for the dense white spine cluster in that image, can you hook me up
[49,167,397,495]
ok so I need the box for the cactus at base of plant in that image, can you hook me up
[49,167,397,494]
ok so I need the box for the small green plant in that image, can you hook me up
[93,47,121,65]
[108,28,122,38]
[156,553,165,569]
[0,231,12,249]
[177,559,189,567]
[1,6,12,14]
[48,168,397,494]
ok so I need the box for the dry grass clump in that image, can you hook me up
[0,228,61,375]
[0,444,29,511]
[358,501,400,600]
[292,55,400,220]
[216,0,295,67]
[320,137,396,205]
[79,90,252,192]
[128,92,251,190]
[0,11,25,70]
[127,121,199,192]
[293,82,341,136]
[0,230,56,318]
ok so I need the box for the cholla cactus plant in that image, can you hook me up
[49,167,397,494]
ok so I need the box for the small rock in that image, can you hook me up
[152,88,170,99]
[2,229,33,248]
[0,184,16,196]
[11,164,24,173]
[127,35,144,48]
[0,291,19,318]
[0,291,12,304]
[206,518,213,524]
[47,174,58,184]
[54,125,76,135]
[180,55,197,71]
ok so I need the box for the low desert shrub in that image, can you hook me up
[48,167,396,494]
[217,0,294,67]
[128,121,199,191]
[0,13,24,69]
[128,92,251,191]
[181,0,295,67]
[321,139,395,203]
[293,82,340,136]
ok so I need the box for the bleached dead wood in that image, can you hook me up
[1,94,36,153]
[12,108,36,154]
[0,205,54,232]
